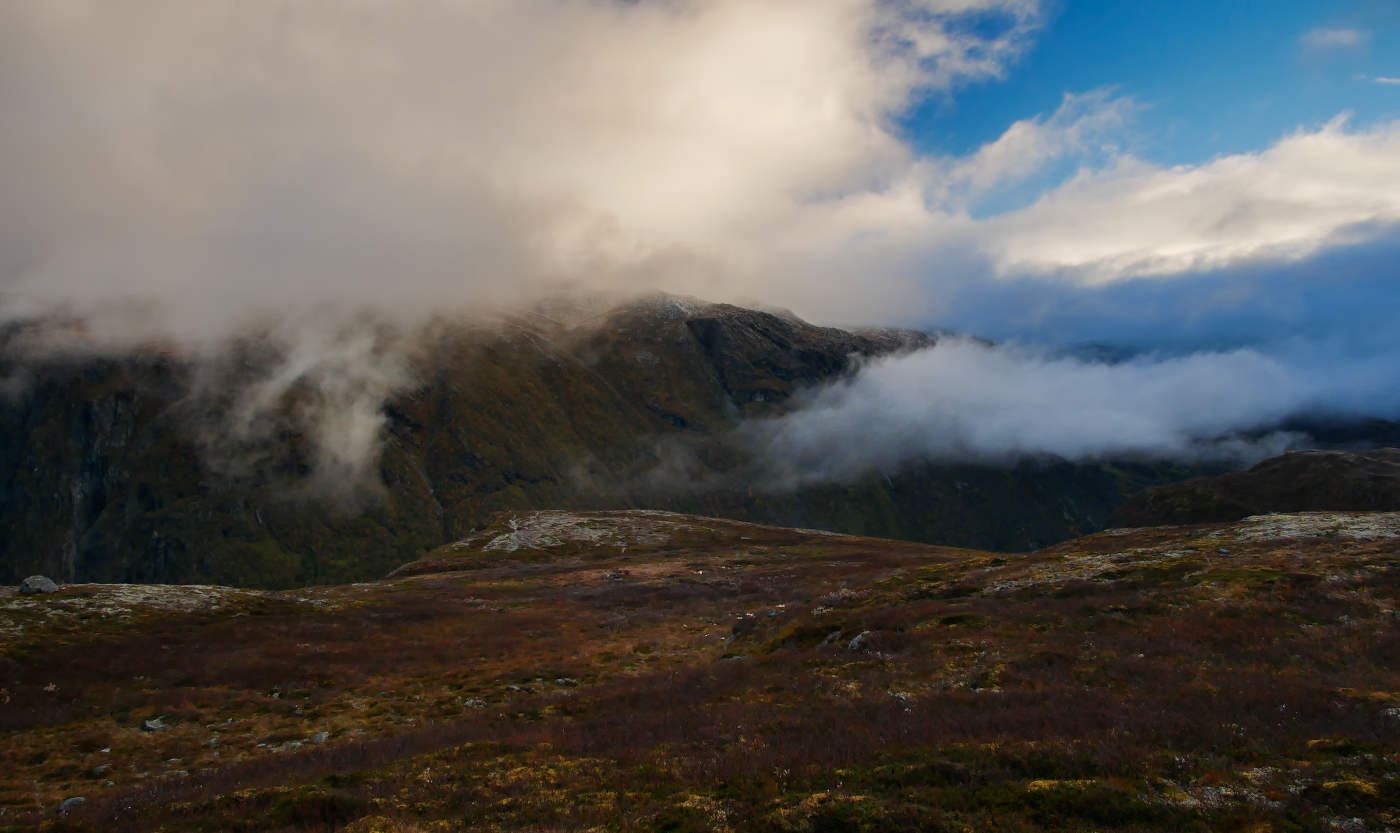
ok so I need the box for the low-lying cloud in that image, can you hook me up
[746,338,1400,487]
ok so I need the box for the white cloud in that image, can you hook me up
[1300,27,1368,49]
[747,338,1400,485]
[933,89,1134,200]
[980,118,1400,284]
[0,0,1049,486]
[1376,77,1400,85]
[3,1,1397,327]
[0,0,1042,335]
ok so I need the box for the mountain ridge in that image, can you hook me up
[0,295,1266,588]
[1111,448,1400,527]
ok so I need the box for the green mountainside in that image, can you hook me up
[0,296,1211,589]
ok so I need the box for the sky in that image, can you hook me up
[893,0,1400,353]
[908,0,1400,166]
[2,0,1399,483]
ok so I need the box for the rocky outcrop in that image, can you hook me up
[1110,449,1400,528]
[19,576,58,595]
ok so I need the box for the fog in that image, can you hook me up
[746,338,1400,487]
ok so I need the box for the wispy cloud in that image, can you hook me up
[1376,77,1400,85]
[1300,27,1369,49]
[979,117,1400,284]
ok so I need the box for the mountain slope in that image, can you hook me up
[1,295,1210,588]
[1111,448,1400,527]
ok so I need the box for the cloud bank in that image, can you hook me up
[747,338,1400,487]
[9,1,1398,328]
[0,0,1043,334]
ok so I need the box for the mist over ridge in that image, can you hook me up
[0,0,1397,514]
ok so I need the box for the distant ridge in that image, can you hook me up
[1110,448,1400,527]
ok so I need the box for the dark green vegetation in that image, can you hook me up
[0,296,1209,588]
[3,509,1398,831]
[1113,449,1400,527]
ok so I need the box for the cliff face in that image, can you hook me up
[0,296,1205,588]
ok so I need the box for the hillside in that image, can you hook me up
[1112,449,1400,527]
[0,295,1208,589]
[3,509,1397,831]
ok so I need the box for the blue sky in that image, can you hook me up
[906,0,1400,165]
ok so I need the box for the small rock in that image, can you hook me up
[848,630,876,652]
[90,765,110,777]
[20,576,59,595]
[141,717,169,733]
[202,737,219,748]
[310,732,329,744]
[58,796,85,815]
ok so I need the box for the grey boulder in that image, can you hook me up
[58,796,86,814]
[19,576,59,595]
[847,630,876,652]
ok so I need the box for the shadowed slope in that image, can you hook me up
[0,295,1210,588]
[1111,448,1400,527]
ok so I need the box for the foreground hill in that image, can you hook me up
[1112,448,1400,527]
[3,510,1397,831]
[0,295,1205,588]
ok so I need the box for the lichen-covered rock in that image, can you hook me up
[58,796,85,814]
[19,576,58,595]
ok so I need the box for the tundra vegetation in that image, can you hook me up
[2,509,1397,832]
